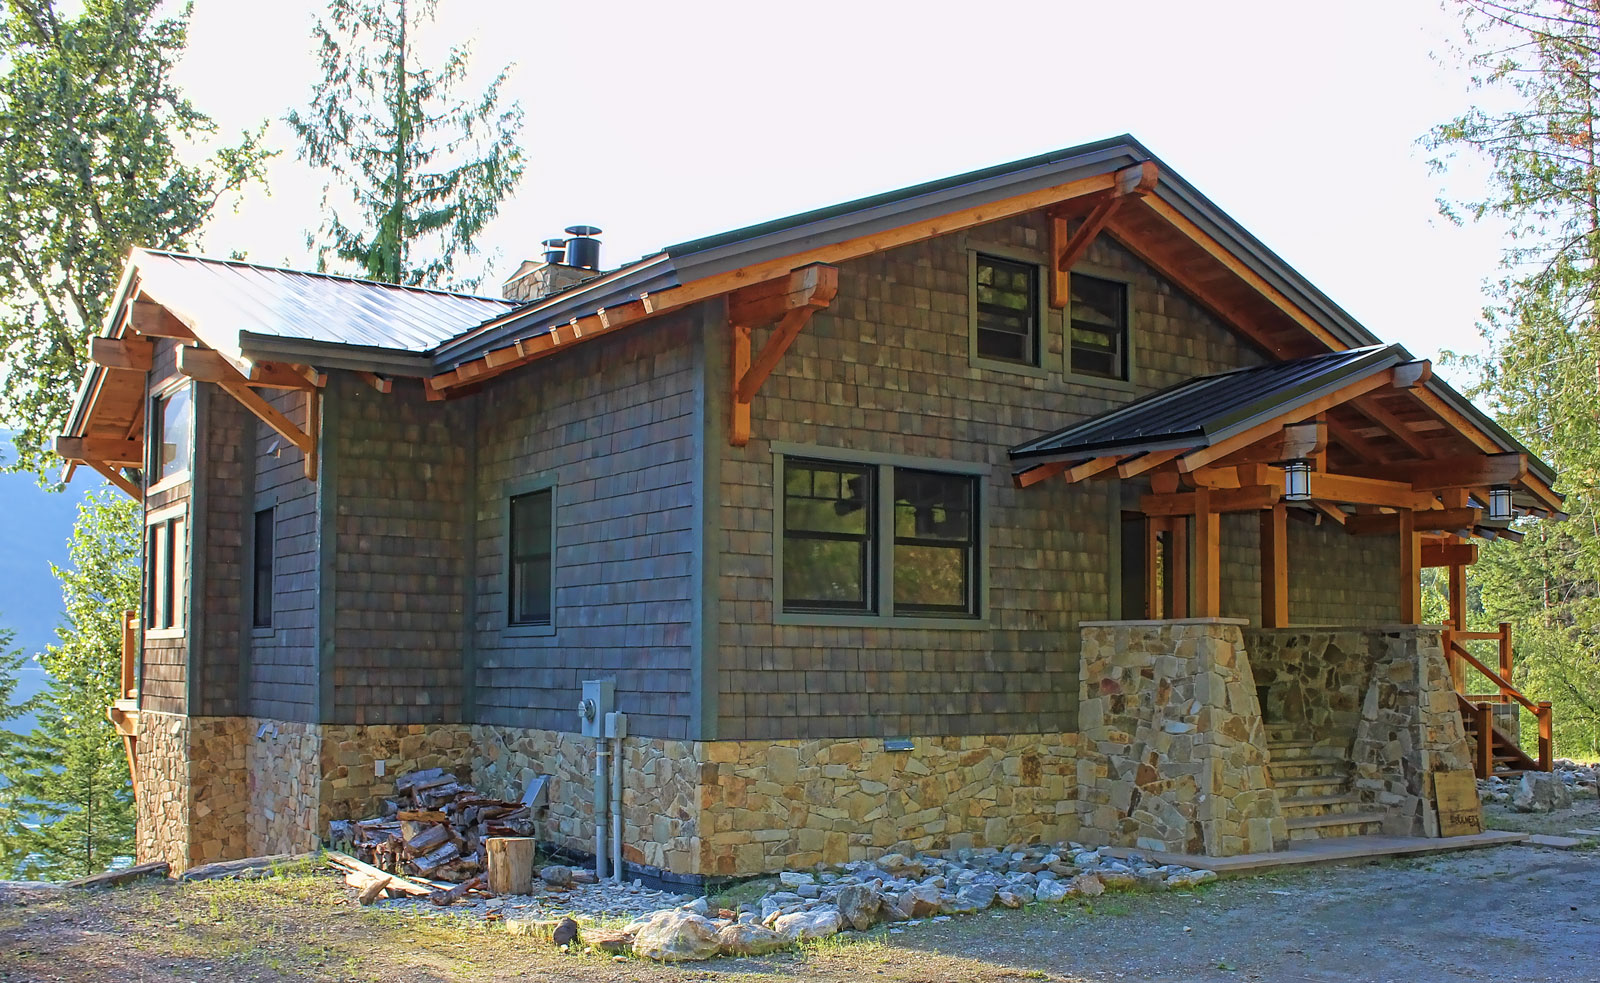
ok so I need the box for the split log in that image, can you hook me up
[428,873,486,906]
[180,852,313,882]
[485,836,536,895]
[64,861,169,889]
[325,850,433,897]
[358,874,393,905]
[402,823,449,856]
[409,841,460,875]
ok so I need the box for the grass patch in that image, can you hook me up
[707,875,779,912]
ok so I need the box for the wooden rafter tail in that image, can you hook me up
[1065,456,1124,483]
[358,372,393,394]
[1048,162,1159,308]
[1350,394,1431,458]
[128,298,197,340]
[1116,448,1185,479]
[55,434,142,467]
[1176,371,1396,474]
[244,360,318,391]
[90,336,154,371]
[1013,461,1068,488]
[728,265,841,447]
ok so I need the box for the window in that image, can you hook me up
[252,508,275,629]
[781,456,980,620]
[782,460,876,613]
[893,469,978,615]
[145,508,187,632]
[974,255,1040,366]
[1069,273,1128,379]
[508,488,554,626]
[150,385,193,485]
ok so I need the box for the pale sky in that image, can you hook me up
[178,0,1511,385]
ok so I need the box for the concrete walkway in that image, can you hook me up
[1099,829,1527,875]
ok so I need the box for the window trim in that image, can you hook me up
[771,443,990,629]
[1065,263,1137,388]
[146,381,194,495]
[144,501,189,639]
[967,246,1053,378]
[501,475,558,637]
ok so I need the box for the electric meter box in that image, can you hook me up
[579,678,615,738]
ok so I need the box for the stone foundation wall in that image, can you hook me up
[1076,619,1284,856]
[135,710,191,868]
[316,723,477,827]
[1245,628,1378,753]
[247,719,321,855]
[135,713,252,870]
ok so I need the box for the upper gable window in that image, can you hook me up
[1069,273,1129,380]
[151,385,193,485]
[974,255,1040,366]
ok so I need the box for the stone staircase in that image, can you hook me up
[1265,726,1386,841]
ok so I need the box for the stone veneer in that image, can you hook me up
[1076,619,1284,856]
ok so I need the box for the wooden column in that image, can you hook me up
[1170,516,1189,618]
[1447,562,1467,631]
[1260,503,1289,628]
[1193,486,1221,618]
[1398,508,1421,624]
[1143,517,1161,619]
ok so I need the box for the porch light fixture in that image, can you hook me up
[1488,486,1514,522]
[1284,459,1312,502]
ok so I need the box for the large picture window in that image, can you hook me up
[1069,273,1129,380]
[145,507,187,633]
[252,507,275,629]
[508,488,554,626]
[974,255,1040,366]
[781,456,980,620]
[150,385,193,485]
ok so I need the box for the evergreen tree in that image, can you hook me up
[0,0,271,478]
[0,622,36,867]
[0,492,139,879]
[1426,0,1600,755]
[288,0,525,289]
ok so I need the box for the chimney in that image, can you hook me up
[501,225,604,302]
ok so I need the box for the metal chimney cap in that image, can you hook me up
[541,238,567,248]
[564,225,602,237]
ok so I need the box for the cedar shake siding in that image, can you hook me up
[471,312,700,740]
[245,388,320,722]
[327,375,471,725]
[140,338,191,716]
[193,384,249,716]
[713,218,1271,742]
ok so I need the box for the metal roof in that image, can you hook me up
[1009,345,1407,462]
[133,249,516,354]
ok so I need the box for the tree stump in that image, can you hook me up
[485,836,536,895]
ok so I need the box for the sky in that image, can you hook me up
[174,0,1515,390]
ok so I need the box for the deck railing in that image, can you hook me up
[1443,623,1552,776]
[109,609,140,798]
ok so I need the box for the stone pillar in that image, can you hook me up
[1077,618,1285,856]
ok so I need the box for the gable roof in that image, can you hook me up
[1009,346,1407,462]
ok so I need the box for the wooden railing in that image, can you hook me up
[120,608,137,700]
[1443,623,1552,776]
[109,609,140,798]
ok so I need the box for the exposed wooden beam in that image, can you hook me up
[1261,502,1289,628]
[1116,448,1185,479]
[297,365,328,388]
[1324,414,1394,465]
[244,360,317,391]
[1307,472,1439,510]
[1064,456,1124,483]
[1343,453,1528,492]
[729,265,840,447]
[84,459,140,499]
[731,323,753,447]
[1350,394,1432,458]
[128,299,196,340]
[1210,422,1326,468]
[90,336,153,372]
[1344,507,1483,536]
[1048,167,1156,308]
[178,346,313,457]
[54,435,142,467]
[358,371,393,394]
[1448,560,1467,631]
[1013,461,1067,488]
[727,263,840,326]
[1399,509,1421,624]
[1141,484,1279,516]
[1424,542,1479,568]
[1193,487,1221,618]
[1393,360,1434,388]
[1176,373,1397,474]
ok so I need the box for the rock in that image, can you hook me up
[538,865,575,888]
[773,908,842,941]
[552,917,579,946]
[940,894,982,915]
[682,896,709,915]
[778,871,815,888]
[996,889,1025,908]
[632,909,722,962]
[1514,772,1573,813]
[1165,869,1218,889]
[718,921,791,956]
[835,884,883,931]
[1068,873,1105,897]
[958,882,998,909]
[571,869,598,884]
[796,883,820,899]
[588,929,634,954]
[1036,879,1071,903]
[1097,871,1137,890]
[902,883,942,917]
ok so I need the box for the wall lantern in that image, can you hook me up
[1488,486,1514,522]
[1284,459,1312,502]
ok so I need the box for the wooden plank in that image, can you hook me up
[1432,771,1482,836]
[1140,484,1279,516]
[730,323,752,447]
[1261,502,1289,628]
[1351,395,1433,457]
[1193,487,1221,618]
[726,264,839,326]
[1065,456,1124,483]
[129,299,196,340]
[1424,543,1479,568]
[324,850,434,897]
[1116,448,1185,479]
[1344,508,1481,536]
[54,435,142,467]
[90,336,153,371]
[64,860,169,889]
[1308,472,1439,510]
[1013,461,1067,488]
[1399,509,1421,624]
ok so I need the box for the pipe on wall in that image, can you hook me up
[593,737,609,880]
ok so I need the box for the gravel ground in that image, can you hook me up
[1,842,1597,982]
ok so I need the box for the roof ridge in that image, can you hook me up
[136,248,515,305]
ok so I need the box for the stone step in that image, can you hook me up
[1276,793,1368,819]
[1266,757,1350,780]
[1285,811,1387,841]
[1270,775,1351,797]
[1266,741,1334,761]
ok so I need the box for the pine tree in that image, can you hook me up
[0,492,139,879]
[0,622,37,868]
[287,0,525,289]
[1426,0,1600,755]
[0,0,271,478]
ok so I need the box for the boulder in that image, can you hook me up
[1514,772,1573,813]
[1165,869,1218,889]
[996,889,1026,909]
[1035,879,1071,903]
[717,922,791,956]
[778,871,815,888]
[773,908,843,941]
[681,896,709,915]
[835,884,883,931]
[632,910,722,962]
[902,883,942,917]
[538,865,575,888]
[1068,873,1105,898]
[587,929,634,954]
[958,882,998,909]
[552,917,579,946]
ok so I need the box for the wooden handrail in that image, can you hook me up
[120,609,137,700]
[1451,641,1540,715]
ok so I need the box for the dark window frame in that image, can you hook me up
[507,484,556,629]
[1068,272,1130,381]
[780,458,878,614]
[891,468,980,617]
[144,506,187,634]
[252,507,275,629]
[973,253,1042,368]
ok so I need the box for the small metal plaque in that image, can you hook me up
[883,738,914,752]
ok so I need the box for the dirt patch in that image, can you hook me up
[1484,786,1600,836]
[1,849,1598,982]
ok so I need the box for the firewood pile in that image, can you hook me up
[328,767,537,885]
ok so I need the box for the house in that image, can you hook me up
[60,136,1560,884]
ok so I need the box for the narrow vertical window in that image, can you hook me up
[781,459,876,613]
[253,508,275,628]
[892,469,978,616]
[509,489,554,626]
[151,386,193,484]
[144,510,187,631]
[1069,273,1129,380]
[974,255,1040,366]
